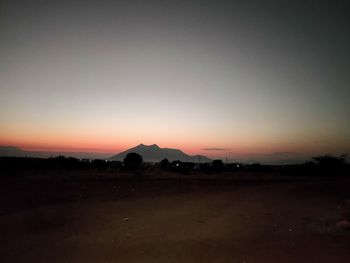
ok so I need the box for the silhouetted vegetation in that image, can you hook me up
[0,153,348,177]
[225,162,245,171]
[160,158,170,169]
[212,159,224,172]
[313,154,346,167]
[91,159,108,171]
[312,154,347,175]
[123,152,143,170]
[0,156,122,175]
[279,154,349,176]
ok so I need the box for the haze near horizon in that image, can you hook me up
[1,0,349,160]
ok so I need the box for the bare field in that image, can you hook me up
[1,172,350,263]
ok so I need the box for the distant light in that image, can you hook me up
[237,164,240,168]
[105,160,108,162]
[176,163,179,167]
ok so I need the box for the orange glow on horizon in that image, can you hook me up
[0,134,336,157]
[1,124,348,157]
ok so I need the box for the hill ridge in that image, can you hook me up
[110,144,211,162]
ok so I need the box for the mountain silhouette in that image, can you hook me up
[110,144,211,162]
[0,146,111,159]
[0,146,27,157]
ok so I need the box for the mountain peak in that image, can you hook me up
[0,146,26,157]
[110,144,210,162]
[136,143,159,148]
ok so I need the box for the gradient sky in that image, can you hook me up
[1,0,349,159]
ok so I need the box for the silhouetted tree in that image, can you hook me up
[313,154,346,167]
[212,159,224,172]
[123,152,143,170]
[91,159,107,171]
[312,154,347,175]
[49,156,80,170]
[170,160,184,173]
[160,158,170,169]
[183,162,195,170]
[251,163,261,171]
[226,162,244,171]
[199,162,212,173]
[109,161,123,171]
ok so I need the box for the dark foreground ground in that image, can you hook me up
[1,171,350,263]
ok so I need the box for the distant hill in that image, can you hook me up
[0,146,111,159]
[110,144,211,163]
[0,146,27,157]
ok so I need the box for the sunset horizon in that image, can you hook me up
[1,1,350,262]
[1,0,349,160]
[0,141,345,164]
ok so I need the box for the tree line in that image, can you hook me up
[0,153,348,176]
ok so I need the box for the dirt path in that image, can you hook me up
[1,179,350,262]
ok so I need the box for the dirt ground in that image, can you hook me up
[1,172,350,263]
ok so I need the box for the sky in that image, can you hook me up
[1,0,349,161]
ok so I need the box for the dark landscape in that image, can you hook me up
[1,153,350,263]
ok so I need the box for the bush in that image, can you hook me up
[123,153,143,170]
